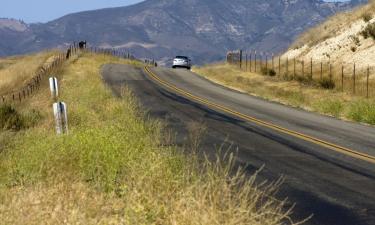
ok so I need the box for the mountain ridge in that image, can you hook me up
[0,0,367,64]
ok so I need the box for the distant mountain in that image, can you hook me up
[0,0,367,64]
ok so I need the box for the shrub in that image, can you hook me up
[319,77,335,89]
[261,68,276,76]
[268,69,277,76]
[350,35,360,46]
[362,12,373,22]
[0,104,24,131]
[360,23,375,39]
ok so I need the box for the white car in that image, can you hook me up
[172,56,191,70]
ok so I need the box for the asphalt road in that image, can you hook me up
[101,64,375,225]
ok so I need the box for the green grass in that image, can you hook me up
[0,104,42,131]
[313,99,344,117]
[347,100,375,124]
[194,63,375,125]
[0,53,302,224]
[0,105,24,131]
[272,88,306,107]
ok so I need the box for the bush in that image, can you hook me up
[362,12,373,22]
[0,104,24,131]
[319,77,335,89]
[360,23,375,39]
[350,35,360,46]
[261,68,276,76]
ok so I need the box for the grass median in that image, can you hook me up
[0,52,302,224]
[193,63,375,125]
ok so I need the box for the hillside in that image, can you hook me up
[284,1,375,69]
[192,2,375,125]
[0,0,367,64]
[192,1,375,125]
[0,51,300,224]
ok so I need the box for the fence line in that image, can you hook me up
[226,50,374,98]
[87,46,156,66]
[1,43,156,106]
[0,43,82,105]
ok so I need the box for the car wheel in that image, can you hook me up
[172,66,176,69]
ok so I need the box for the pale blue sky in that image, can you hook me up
[0,0,348,24]
[0,0,144,23]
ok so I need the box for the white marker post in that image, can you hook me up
[53,102,68,135]
[49,77,59,99]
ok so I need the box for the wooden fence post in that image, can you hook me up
[320,62,323,80]
[302,60,305,77]
[246,54,248,71]
[266,55,268,72]
[272,54,275,71]
[329,64,332,82]
[278,56,281,77]
[293,58,296,79]
[250,52,252,72]
[239,50,243,69]
[254,51,257,73]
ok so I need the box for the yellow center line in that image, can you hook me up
[144,66,375,164]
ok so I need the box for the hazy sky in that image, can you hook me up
[1,0,348,24]
[0,0,144,23]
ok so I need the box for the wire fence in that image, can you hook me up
[227,50,375,98]
[86,46,157,66]
[0,49,71,105]
[0,42,155,106]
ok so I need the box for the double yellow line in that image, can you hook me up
[144,66,375,164]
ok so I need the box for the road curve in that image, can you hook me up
[101,64,375,225]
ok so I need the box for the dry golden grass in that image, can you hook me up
[0,53,303,224]
[291,0,375,48]
[0,51,58,96]
[194,63,375,124]
[246,58,375,97]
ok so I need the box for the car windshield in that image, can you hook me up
[175,56,188,60]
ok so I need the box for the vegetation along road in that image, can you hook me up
[101,64,375,225]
